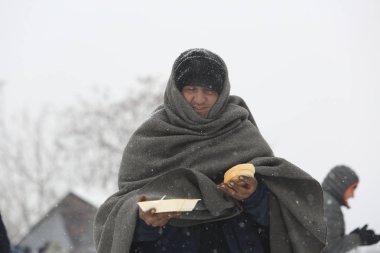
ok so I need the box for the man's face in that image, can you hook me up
[181,85,219,118]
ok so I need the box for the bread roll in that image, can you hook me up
[223,163,255,183]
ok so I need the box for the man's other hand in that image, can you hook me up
[217,176,258,201]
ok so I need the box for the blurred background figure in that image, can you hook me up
[322,165,380,253]
[0,212,10,253]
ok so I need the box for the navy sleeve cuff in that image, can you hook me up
[133,216,163,242]
[241,180,269,226]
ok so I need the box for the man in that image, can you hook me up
[94,48,326,253]
[322,165,380,253]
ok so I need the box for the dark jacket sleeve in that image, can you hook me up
[241,180,269,226]
[0,213,10,253]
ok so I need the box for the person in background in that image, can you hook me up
[94,48,326,253]
[0,212,10,253]
[322,165,380,253]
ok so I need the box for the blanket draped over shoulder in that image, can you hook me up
[94,49,326,253]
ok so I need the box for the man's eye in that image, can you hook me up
[184,87,195,91]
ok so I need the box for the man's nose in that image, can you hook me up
[192,91,206,104]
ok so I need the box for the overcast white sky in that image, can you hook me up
[1,0,380,243]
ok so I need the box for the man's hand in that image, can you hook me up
[138,196,182,227]
[217,176,258,201]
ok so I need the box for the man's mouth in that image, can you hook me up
[193,107,208,112]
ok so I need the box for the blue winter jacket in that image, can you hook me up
[131,181,269,253]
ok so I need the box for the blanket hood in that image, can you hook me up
[164,48,231,124]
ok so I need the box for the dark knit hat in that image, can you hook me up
[174,49,226,94]
[322,165,359,206]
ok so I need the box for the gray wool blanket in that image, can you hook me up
[94,49,326,253]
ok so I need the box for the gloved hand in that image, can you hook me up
[350,224,380,246]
